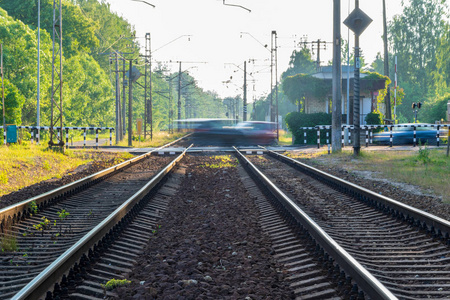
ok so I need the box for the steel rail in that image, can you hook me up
[0,135,190,230]
[264,148,450,237]
[12,145,192,300]
[234,147,397,300]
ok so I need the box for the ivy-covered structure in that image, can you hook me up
[283,66,389,125]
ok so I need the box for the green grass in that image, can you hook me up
[278,130,292,146]
[202,155,238,168]
[297,147,450,203]
[0,144,90,197]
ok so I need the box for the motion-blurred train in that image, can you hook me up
[176,118,277,146]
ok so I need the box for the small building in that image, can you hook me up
[284,66,388,125]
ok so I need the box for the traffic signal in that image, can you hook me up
[412,102,416,109]
[417,102,422,109]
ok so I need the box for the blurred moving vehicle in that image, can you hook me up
[372,123,446,145]
[234,121,277,145]
[189,118,236,145]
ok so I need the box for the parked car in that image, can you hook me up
[372,123,446,145]
[234,121,277,145]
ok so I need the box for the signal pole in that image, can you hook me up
[332,0,342,153]
[128,60,133,147]
[243,61,247,121]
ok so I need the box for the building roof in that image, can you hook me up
[311,65,369,80]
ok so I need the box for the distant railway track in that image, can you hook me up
[2,144,449,299]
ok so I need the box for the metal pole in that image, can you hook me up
[122,59,126,138]
[149,35,153,140]
[1,43,5,144]
[115,53,119,144]
[332,0,342,152]
[382,0,392,121]
[37,0,40,145]
[128,60,133,147]
[270,32,274,122]
[243,60,247,121]
[275,30,279,140]
[177,61,181,131]
[353,0,361,156]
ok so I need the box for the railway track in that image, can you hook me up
[243,148,450,299]
[2,142,448,299]
[0,141,190,299]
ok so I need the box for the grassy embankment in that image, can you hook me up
[0,144,132,197]
[289,147,450,203]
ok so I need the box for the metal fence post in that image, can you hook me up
[83,129,86,148]
[65,128,69,149]
[317,128,320,149]
[389,126,393,147]
[96,129,99,149]
[436,125,440,147]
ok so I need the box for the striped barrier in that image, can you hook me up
[298,124,450,150]
[12,126,115,149]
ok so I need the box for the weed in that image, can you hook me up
[57,209,70,221]
[1,234,18,252]
[43,160,51,170]
[101,278,131,291]
[29,201,38,216]
[417,142,431,164]
[0,171,8,184]
[152,224,162,235]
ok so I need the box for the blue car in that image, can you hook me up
[372,123,447,145]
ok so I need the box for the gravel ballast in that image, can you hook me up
[116,155,294,299]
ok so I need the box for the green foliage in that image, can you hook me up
[417,142,431,164]
[0,0,99,57]
[0,234,17,252]
[64,53,113,126]
[365,112,383,125]
[283,74,331,105]
[389,0,448,122]
[285,112,332,144]
[102,279,131,291]
[281,47,316,79]
[419,93,450,123]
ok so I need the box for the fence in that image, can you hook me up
[299,124,450,151]
[6,126,115,149]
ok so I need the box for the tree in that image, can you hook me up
[281,47,315,79]
[0,7,53,125]
[389,0,447,114]
[433,22,450,97]
[0,0,99,58]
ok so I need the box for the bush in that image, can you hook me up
[365,112,383,125]
[285,112,332,144]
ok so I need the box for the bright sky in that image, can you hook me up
[105,0,404,100]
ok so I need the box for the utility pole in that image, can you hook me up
[243,60,247,121]
[344,0,372,156]
[144,33,152,140]
[128,59,133,147]
[300,39,329,72]
[353,0,361,155]
[274,30,279,139]
[1,44,5,142]
[177,62,182,131]
[382,0,392,121]
[332,0,342,153]
[49,0,64,150]
[37,0,40,144]
[115,53,120,144]
[122,59,127,138]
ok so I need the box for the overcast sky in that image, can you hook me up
[105,0,404,100]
